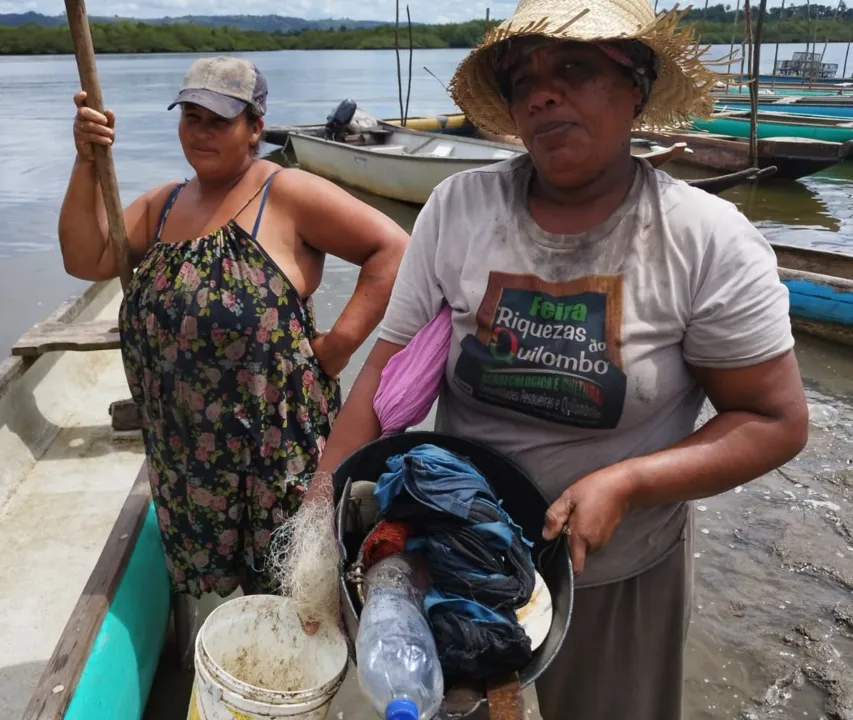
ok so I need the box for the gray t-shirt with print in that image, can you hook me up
[378,155,794,588]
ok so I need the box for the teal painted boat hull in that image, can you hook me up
[718,102,853,120]
[692,115,853,144]
[64,503,170,720]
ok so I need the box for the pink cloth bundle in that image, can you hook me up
[372,304,453,436]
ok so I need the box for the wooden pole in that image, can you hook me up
[728,0,741,86]
[404,5,413,126]
[395,0,404,126]
[64,0,132,291]
[740,0,750,81]
[745,0,753,81]
[805,0,812,84]
[750,0,768,167]
[820,0,844,62]
[810,1,819,87]
[771,0,786,92]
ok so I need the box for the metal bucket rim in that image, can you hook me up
[332,431,575,698]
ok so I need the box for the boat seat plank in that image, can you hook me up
[367,145,407,154]
[11,320,120,357]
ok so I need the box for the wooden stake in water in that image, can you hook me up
[64,0,133,291]
[404,5,413,126]
[771,0,786,93]
[805,0,813,85]
[820,0,844,63]
[740,0,750,81]
[395,0,404,126]
[750,0,769,167]
[728,0,741,86]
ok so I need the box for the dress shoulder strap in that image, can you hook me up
[153,182,187,243]
[233,170,283,233]
[251,170,282,238]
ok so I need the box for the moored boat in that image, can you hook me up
[692,109,853,145]
[287,121,526,205]
[383,113,474,134]
[632,129,853,180]
[715,99,853,120]
[772,244,853,348]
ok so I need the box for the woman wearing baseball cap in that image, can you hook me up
[58,56,408,658]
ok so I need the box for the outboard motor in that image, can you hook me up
[325,99,358,141]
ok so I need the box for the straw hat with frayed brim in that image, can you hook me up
[449,0,729,136]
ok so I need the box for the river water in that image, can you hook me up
[1,44,852,720]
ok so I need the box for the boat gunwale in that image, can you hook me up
[0,281,114,404]
[773,243,853,281]
[20,462,152,720]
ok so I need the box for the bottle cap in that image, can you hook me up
[386,697,419,720]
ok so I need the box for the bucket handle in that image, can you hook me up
[536,526,571,576]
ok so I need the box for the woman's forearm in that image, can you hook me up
[310,340,405,499]
[58,155,111,279]
[621,408,808,509]
[324,249,402,359]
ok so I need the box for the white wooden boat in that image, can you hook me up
[0,280,170,720]
[284,121,735,205]
[287,122,525,205]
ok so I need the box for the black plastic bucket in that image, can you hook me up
[332,431,574,715]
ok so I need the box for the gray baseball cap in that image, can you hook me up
[168,56,268,119]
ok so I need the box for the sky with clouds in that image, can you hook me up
[0,0,798,25]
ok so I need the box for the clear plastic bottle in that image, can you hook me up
[355,553,444,720]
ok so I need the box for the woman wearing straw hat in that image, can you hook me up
[310,1,808,717]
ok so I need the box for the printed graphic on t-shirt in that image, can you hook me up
[453,271,626,429]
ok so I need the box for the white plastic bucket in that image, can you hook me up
[187,595,349,720]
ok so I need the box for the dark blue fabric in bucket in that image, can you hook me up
[374,443,537,679]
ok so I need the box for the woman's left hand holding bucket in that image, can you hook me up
[542,466,634,574]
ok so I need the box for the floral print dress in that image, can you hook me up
[119,171,341,597]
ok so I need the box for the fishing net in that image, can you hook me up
[267,474,341,629]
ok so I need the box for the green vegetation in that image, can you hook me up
[0,19,494,55]
[685,2,853,44]
[2,4,853,55]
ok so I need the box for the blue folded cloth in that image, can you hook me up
[374,443,536,679]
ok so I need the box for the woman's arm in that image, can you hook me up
[542,350,808,572]
[304,339,405,502]
[274,170,408,377]
[301,183,448,501]
[623,350,808,506]
[58,91,171,281]
[544,206,809,573]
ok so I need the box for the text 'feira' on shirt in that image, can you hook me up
[378,154,794,588]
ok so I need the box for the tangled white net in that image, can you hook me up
[267,477,341,629]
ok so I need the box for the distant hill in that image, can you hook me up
[0,12,389,33]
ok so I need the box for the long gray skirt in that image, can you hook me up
[534,524,694,720]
